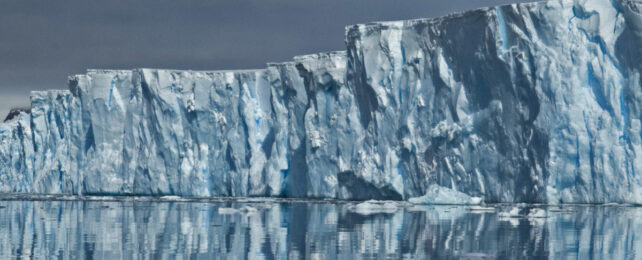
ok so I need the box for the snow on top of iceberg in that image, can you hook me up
[293,51,346,62]
[30,89,71,98]
[137,68,265,74]
[344,0,641,38]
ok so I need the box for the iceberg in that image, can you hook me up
[2,0,642,203]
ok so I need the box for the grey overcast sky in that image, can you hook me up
[0,0,533,119]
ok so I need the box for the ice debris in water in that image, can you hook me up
[527,208,548,218]
[498,208,524,218]
[408,185,483,205]
[348,200,405,215]
[218,206,260,215]
[499,207,548,219]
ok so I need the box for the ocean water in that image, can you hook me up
[0,196,639,259]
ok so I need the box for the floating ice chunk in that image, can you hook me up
[408,185,482,205]
[218,206,260,216]
[160,196,183,201]
[238,206,260,216]
[499,207,547,219]
[498,207,523,218]
[348,200,405,215]
[549,208,576,214]
[527,208,547,219]
[218,208,239,215]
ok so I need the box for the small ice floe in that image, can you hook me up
[406,204,432,212]
[526,208,547,218]
[498,207,548,219]
[603,202,632,207]
[239,206,259,214]
[497,208,523,226]
[218,206,260,216]
[160,196,183,201]
[498,207,523,218]
[84,196,117,202]
[468,206,496,213]
[461,252,496,259]
[408,185,482,205]
[60,195,78,201]
[218,208,239,215]
[348,200,404,215]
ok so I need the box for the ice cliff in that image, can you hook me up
[2,0,642,204]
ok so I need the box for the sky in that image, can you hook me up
[0,0,533,119]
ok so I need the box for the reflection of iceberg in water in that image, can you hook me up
[0,200,640,258]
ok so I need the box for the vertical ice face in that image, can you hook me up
[0,113,33,193]
[345,0,642,203]
[4,69,290,197]
[510,0,635,203]
[30,90,81,194]
[293,53,363,199]
[267,60,309,198]
[2,0,642,203]
[136,69,285,197]
[69,70,139,194]
[267,52,367,199]
[345,9,547,203]
[70,68,289,196]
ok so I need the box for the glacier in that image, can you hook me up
[2,0,642,204]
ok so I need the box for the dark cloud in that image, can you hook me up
[0,0,533,118]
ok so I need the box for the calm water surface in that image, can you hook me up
[0,196,639,259]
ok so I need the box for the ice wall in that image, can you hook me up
[2,0,642,203]
[344,0,642,203]
[0,113,33,193]
[67,69,288,196]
